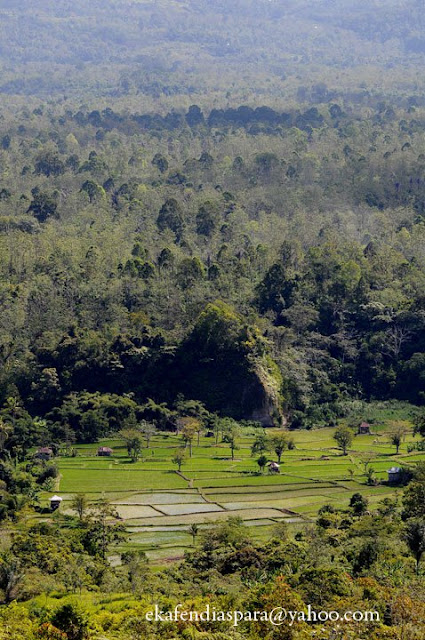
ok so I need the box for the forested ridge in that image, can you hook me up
[0,95,425,445]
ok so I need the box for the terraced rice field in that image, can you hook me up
[49,416,425,564]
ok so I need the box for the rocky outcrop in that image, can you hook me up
[243,355,285,426]
[175,301,286,425]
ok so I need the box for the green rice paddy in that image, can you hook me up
[47,409,424,564]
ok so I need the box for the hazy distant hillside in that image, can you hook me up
[0,0,424,101]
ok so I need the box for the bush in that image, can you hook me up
[35,623,67,640]
[350,493,369,515]
[36,465,59,486]
[51,603,88,640]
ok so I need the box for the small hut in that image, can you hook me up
[35,447,53,461]
[97,446,113,457]
[49,495,63,511]
[387,467,402,484]
[358,422,371,435]
[268,461,280,474]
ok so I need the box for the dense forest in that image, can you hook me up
[2,95,425,445]
[0,0,424,105]
[0,1,424,638]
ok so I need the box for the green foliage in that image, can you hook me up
[221,420,240,460]
[196,201,219,236]
[297,567,353,607]
[80,180,105,203]
[2,86,425,427]
[403,477,425,519]
[250,433,268,456]
[157,198,184,241]
[120,429,142,462]
[51,602,88,640]
[27,191,59,223]
[404,519,425,574]
[1,3,425,636]
[413,412,425,438]
[389,426,407,454]
[151,153,168,174]
[334,426,354,455]
[269,432,292,463]
[121,550,149,593]
[70,494,88,521]
[171,449,186,471]
[35,152,65,178]
[0,603,35,639]
[256,454,268,473]
[350,492,369,516]
[48,393,138,443]
[81,499,124,560]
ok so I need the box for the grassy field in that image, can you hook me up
[45,403,425,565]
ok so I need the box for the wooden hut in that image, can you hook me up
[49,495,63,511]
[97,446,113,457]
[387,467,402,484]
[358,422,371,435]
[267,461,280,474]
[35,447,53,461]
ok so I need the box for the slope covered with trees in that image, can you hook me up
[0,97,425,440]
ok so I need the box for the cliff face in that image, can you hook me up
[245,356,285,427]
[175,301,285,425]
[175,356,285,425]
[243,382,280,427]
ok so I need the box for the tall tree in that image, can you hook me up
[405,520,425,575]
[333,426,354,456]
